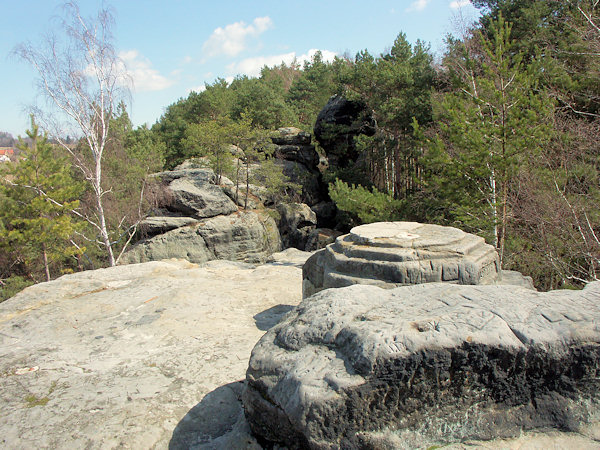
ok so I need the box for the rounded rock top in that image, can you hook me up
[349,222,466,248]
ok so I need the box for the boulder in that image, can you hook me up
[168,178,238,219]
[276,203,317,251]
[197,211,281,263]
[313,95,376,167]
[119,224,214,265]
[273,144,320,169]
[303,221,508,298]
[271,127,312,146]
[121,211,281,265]
[138,215,199,238]
[244,281,600,449]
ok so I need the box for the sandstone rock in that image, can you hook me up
[0,257,305,448]
[138,215,199,237]
[310,201,337,228]
[303,221,505,298]
[121,211,281,265]
[273,144,320,169]
[271,127,312,146]
[276,203,317,251]
[244,282,600,449]
[119,224,214,265]
[197,210,281,263]
[168,177,238,219]
[314,95,376,167]
[305,227,343,251]
[277,159,324,206]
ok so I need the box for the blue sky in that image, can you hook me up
[1,0,480,137]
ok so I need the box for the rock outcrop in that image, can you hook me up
[244,281,600,449]
[276,202,318,251]
[0,251,311,449]
[122,210,280,265]
[303,221,533,298]
[122,166,282,265]
[314,95,376,167]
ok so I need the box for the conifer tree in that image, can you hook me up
[430,15,553,263]
[0,118,85,281]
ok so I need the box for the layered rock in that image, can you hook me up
[276,203,318,251]
[302,222,531,298]
[121,211,280,265]
[244,281,600,449]
[271,127,320,170]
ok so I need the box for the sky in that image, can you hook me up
[1,0,481,137]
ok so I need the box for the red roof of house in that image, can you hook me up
[0,148,14,156]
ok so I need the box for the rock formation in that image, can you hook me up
[303,221,533,298]
[122,126,337,261]
[244,281,600,449]
[313,95,376,167]
[0,251,311,448]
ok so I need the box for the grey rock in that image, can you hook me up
[313,95,376,167]
[310,201,337,228]
[273,144,320,169]
[277,160,324,206]
[121,211,281,265]
[119,224,214,264]
[197,211,281,264]
[0,258,304,449]
[244,282,600,449]
[168,178,238,219]
[303,221,502,298]
[138,216,199,237]
[271,127,312,146]
[276,203,317,251]
[305,227,343,252]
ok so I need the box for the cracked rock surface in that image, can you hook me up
[0,253,308,449]
[244,281,600,449]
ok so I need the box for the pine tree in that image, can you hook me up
[0,118,85,281]
[431,15,554,263]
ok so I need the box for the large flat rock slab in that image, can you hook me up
[0,256,307,449]
[303,222,519,298]
[244,282,600,449]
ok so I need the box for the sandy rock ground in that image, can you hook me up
[0,253,306,449]
[1,248,598,449]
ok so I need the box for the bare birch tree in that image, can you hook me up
[14,2,129,266]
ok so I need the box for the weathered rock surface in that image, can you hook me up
[271,127,312,146]
[167,177,238,219]
[0,253,310,449]
[313,95,376,167]
[305,227,343,252]
[303,221,526,298]
[277,159,324,206]
[277,202,318,251]
[121,211,281,265]
[138,215,199,238]
[244,282,600,449]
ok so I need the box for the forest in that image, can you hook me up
[1,0,599,300]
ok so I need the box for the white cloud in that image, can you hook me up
[188,84,207,94]
[406,0,429,12]
[450,0,471,8]
[119,50,174,92]
[228,49,337,78]
[202,16,274,57]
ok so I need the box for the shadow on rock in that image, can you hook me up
[169,380,261,449]
[253,304,295,331]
